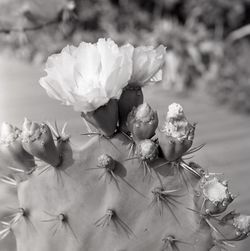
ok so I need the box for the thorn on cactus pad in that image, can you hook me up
[213,239,235,250]
[81,132,121,153]
[86,154,145,197]
[94,209,135,238]
[120,131,136,157]
[150,187,182,224]
[38,161,68,186]
[47,121,70,142]
[161,235,193,251]
[9,208,28,224]
[0,221,11,240]
[179,161,201,178]
[182,143,206,157]
[0,175,18,186]
[6,208,36,235]
[42,212,78,241]
[171,161,194,190]
[186,207,226,239]
[85,154,119,188]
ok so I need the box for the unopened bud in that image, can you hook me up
[158,103,195,161]
[22,118,60,167]
[200,176,233,215]
[0,122,35,171]
[127,103,158,141]
[233,215,250,234]
[97,154,115,171]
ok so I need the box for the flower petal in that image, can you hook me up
[131,45,166,85]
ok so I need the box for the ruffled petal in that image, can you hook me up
[131,45,166,86]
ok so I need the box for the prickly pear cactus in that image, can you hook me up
[0,38,250,251]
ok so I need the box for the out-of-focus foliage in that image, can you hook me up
[1,0,250,113]
[209,40,250,114]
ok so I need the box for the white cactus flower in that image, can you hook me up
[40,38,134,113]
[131,45,166,86]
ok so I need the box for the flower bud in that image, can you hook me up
[97,154,115,171]
[233,215,250,239]
[118,85,143,132]
[127,103,158,141]
[158,103,194,161]
[217,212,250,241]
[137,139,158,162]
[199,176,234,215]
[81,99,118,137]
[21,118,61,167]
[0,122,35,171]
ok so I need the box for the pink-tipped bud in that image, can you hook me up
[97,154,115,171]
[137,139,158,161]
[127,103,158,141]
[21,118,61,167]
[81,99,118,137]
[0,122,35,171]
[158,103,194,161]
[200,176,233,215]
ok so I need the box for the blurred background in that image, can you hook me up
[0,0,250,250]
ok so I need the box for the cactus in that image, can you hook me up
[0,38,250,251]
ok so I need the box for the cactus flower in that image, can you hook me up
[40,38,134,113]
[130,45,166,86]
[21,118,61,167]
[158,103,195,161]
[127,103,158,141]
[0,122,35,171]
[40,38,134,136]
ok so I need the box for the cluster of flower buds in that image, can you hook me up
[0,122,35,172]
[0,118,64,173]
[199,175,234,215]
[158,103,195,161]
[127,103,158,141]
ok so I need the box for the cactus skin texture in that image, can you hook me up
[1,94,250,251]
